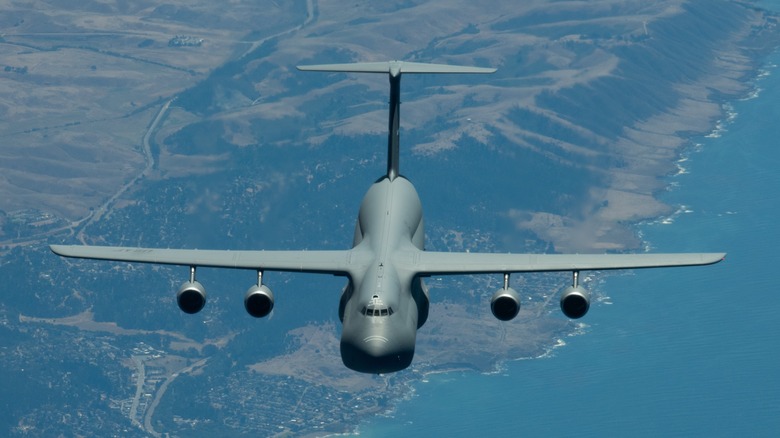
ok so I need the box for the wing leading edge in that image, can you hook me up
[50,245,364,275]
[51,244,725,276]
[400,251,726,276]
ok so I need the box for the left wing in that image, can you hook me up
[397,250,726,276]
[50,245,365,276]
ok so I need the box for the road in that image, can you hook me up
[143,358,210,437]
[77,98,173,244]
[128,355,147,428]
[2,0,319,252]
[0,99,172,252]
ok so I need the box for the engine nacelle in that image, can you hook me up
[244,284,274,318]
[177,280,206,314]
[490,287,521,321]
[560,285,590,319]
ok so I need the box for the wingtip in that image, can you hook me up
[50,244,68,257]
[50,244,81,258]
[709,252,727,265]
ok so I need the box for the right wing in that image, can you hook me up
[397,250,726,276]
[50,244,367,276]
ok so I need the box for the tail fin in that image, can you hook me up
[297,61,495,180]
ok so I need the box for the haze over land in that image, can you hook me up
[1,1,778,436]
[3,0,775,251]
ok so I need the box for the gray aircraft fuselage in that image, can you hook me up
[339,176,430,373]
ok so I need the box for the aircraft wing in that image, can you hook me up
[402,251,726,276]
[50,245,363,275]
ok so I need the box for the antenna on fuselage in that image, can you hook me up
[297,61,496,181]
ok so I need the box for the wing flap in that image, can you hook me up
[50,245,362,275]
[404,251,726,275]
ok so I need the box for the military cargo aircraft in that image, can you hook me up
[51,61,725,373]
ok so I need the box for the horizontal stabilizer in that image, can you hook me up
[297,59,496,181]
[297,61,496,77]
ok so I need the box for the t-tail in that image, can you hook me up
[296,61,496,181]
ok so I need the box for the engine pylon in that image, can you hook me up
[490,273,521,321]
[177,266,206,314]
[244,270,274,318]
[560,271,590,319]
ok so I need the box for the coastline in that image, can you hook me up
[357,41,780,438]
[511,1,780,253]
[4,1,780,436]
[353,4,780,434]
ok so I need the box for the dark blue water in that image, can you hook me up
[360,11,780,437]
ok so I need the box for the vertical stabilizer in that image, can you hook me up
[297,61,496,180]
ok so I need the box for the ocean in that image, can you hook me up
[359,4,780,436]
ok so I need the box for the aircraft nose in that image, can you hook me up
[341,335,414,374]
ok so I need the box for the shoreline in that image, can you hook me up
[352,8,780,432]
[4,2,780,437]
[354,50,780,433]
[513,2,780,254]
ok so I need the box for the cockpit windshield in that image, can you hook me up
[361,295,393,317]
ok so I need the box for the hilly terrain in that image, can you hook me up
[1,1,778,436]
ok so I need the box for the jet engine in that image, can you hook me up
[245,284,274,318]
[490,287,521,321]
[560,285,590,319]
[177,280,206,314]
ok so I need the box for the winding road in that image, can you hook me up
[77,98,173,244]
